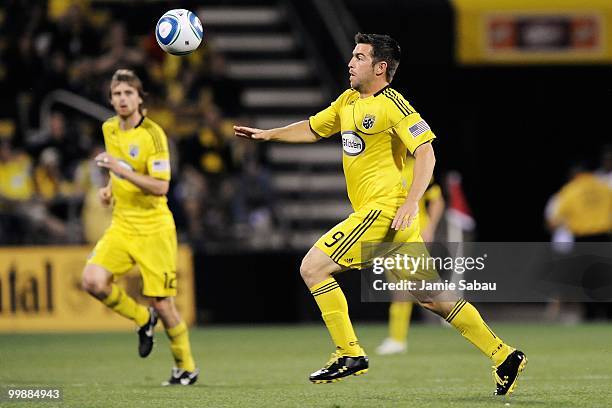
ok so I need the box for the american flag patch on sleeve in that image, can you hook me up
[408,120,430,138]
[152,159,169,172]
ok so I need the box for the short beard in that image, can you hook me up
[351,79,362,92]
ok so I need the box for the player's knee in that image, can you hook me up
[81,274,106,295]
[152,297,172,315]
[81,266,110,295]
[300,258,324,287]
[299,258,313,280]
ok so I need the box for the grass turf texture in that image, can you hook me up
[1,323,611,407]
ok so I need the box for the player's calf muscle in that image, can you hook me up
[418,300,455,318]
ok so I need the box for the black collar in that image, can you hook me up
[135,115,145,128]
[373,85,390,97]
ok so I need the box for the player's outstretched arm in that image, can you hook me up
[233,120,320,143]
[392,142,436,231]
[95,152,169,196]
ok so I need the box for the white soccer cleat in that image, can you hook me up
[375,338,407,355]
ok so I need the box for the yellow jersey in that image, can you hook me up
[102,116,174,235]
[554,173,611,237]
[420,181,443,231]
[309,86,436,211]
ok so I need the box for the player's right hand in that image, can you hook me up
[233,125,270,141]
[98,185,112,207]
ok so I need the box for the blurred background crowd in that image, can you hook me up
[0,0,609,253]
[0,0,279,248]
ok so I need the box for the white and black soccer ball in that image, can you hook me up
[155,9,203,55]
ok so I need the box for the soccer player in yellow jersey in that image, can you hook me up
[81,69,198,386]
[234,34,526,395]
[376,178,445,355]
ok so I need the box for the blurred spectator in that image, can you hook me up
[174,165,208,244]
[34,147,73,201]
[177,107,235,243]
[0,137,35,244]
[74,145,111,244]
[548,162,612,321]
[190,51,243,117]
[49,3,99,59]
[27,111,85,177]
[0,138,34,205]
[596,144,612,187]
[233,143,276,230]
[180,105,234,182]
[93,22,145,76]
[549,164,611,242]
[0,139,67,243]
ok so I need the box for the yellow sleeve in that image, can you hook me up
[146,125,171,181]
[308,90,350,138]
[553,188,570,220]
[424,183,442,202]
[393,112,436,155]
[101,118,115,150]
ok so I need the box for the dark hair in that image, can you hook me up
[354,33,401,82]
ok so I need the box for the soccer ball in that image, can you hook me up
[155,9,203,55]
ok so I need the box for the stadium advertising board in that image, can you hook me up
[0,246,195,332]
[454,0,612,63]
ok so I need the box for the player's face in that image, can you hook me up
[110,82,143,118]
[348,43,376,90]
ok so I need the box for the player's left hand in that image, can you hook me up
[95,152,121,173]
[391,199,419,231]
[233,125,270,141]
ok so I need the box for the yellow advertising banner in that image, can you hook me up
[0,245,195,332]
[454,0,612,64]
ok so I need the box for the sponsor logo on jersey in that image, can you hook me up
[362,114,376,130]
[341,131,365,156]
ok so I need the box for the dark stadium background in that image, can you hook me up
[1,0,610,324]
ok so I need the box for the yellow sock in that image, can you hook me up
[166,321,196,372]
[446,300,512,366]
[310,278,363,356]
[102,284,149,327]
[389,302,413,343]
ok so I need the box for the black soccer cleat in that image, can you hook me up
[493,350,528,396]
[161,367,200,386]
[309,351,369,384]
[137,307,158,358]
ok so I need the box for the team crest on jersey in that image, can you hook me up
[362,114,376,130]
[128,144,139,158]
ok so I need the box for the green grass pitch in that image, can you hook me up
[1,323,611,407]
